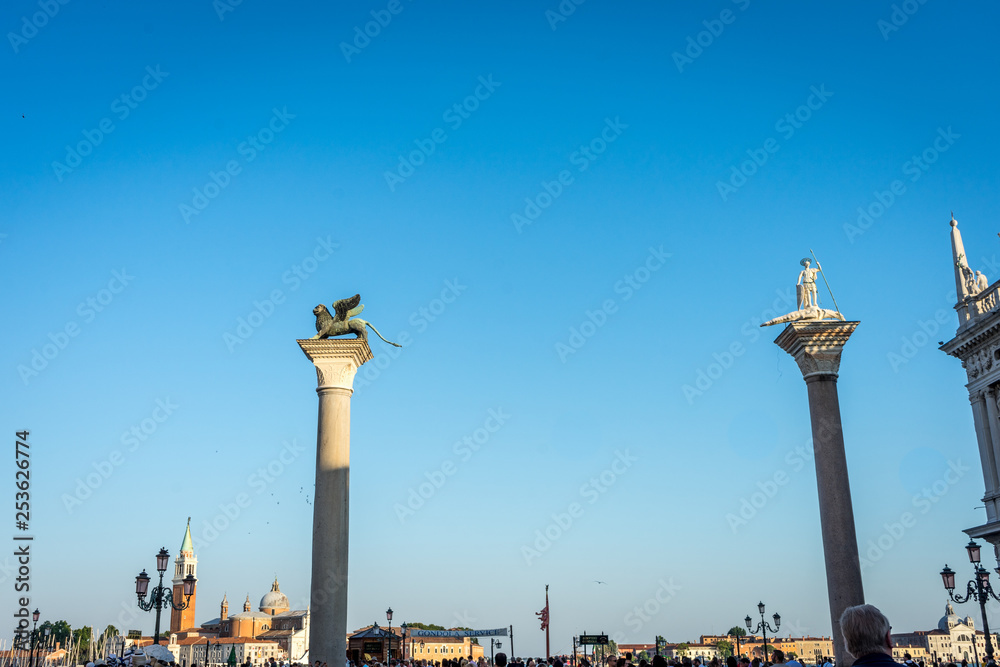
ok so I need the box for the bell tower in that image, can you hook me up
[169,518,198,633]
[221,594,229,622]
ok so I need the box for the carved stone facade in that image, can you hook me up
[941,217,1000,551]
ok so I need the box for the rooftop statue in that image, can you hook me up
[762,252,846,327]
[311,294,401,346]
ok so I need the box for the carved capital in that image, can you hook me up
[773,321,860,380]
[297,338,373,393]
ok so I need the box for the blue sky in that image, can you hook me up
[4,0,1000,657]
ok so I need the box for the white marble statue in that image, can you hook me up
[798,258,820,309]
[761,255,845,327]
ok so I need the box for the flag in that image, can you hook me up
[536,605,549,630]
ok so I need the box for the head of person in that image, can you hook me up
[496,654,508,667]
[840,604,893,659]
[772,652,785,665]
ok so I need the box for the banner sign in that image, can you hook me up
[579,635,608,646]
[409,629,508,638]
[364,642,383,653]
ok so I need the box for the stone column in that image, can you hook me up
[773,321,864,666]
[298,338,373,666]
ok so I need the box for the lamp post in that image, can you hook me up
[733,631,741,660]
[941,540,1000,661]
[746,602,780,665]
[386,608,394,663]
[491,639,503,665]
[401,623,408,661]
[28,609,40,667]
[135,547,196,645]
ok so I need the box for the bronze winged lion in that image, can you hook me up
[311,294,401,347]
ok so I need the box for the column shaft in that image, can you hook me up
[981,390,1000,495]
[805,374,865,666]
[311,386,352,665]
[298,338,373,667]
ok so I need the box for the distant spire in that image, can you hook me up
[244,594,251,612]
[180,518,194,554]
[951,212,972,308]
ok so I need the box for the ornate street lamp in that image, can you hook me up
[386,608,394,663]
[135,547,196,644]
[746,602,780,664]
[28,609,41,667]
[401,623,408,661]
[941,540,1000,661]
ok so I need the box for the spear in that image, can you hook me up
[810,249,842,315]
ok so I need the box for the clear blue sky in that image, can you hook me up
[4,0,1000,657]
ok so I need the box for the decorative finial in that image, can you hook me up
[951,211,958,228]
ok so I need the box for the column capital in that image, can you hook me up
[773,321,860,380]
[297,338,373,393]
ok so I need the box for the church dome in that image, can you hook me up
[938,602,960,632]
[260,578,290,613]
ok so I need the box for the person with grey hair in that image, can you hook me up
[839,604,904,667]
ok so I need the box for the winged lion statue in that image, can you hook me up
[311,294,401,347]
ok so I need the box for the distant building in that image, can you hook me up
[170,519,199,634]
[697,635,833,662]
[892,602,998,664]
[170,636,284,667]
[941,217,1000,552]
[353,627,484,663]
[158,520,309,664]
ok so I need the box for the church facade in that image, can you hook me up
[892,602,995,664]
[163,521,310,665]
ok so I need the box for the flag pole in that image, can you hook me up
[545,585,550,660]
[810,249,841,315]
